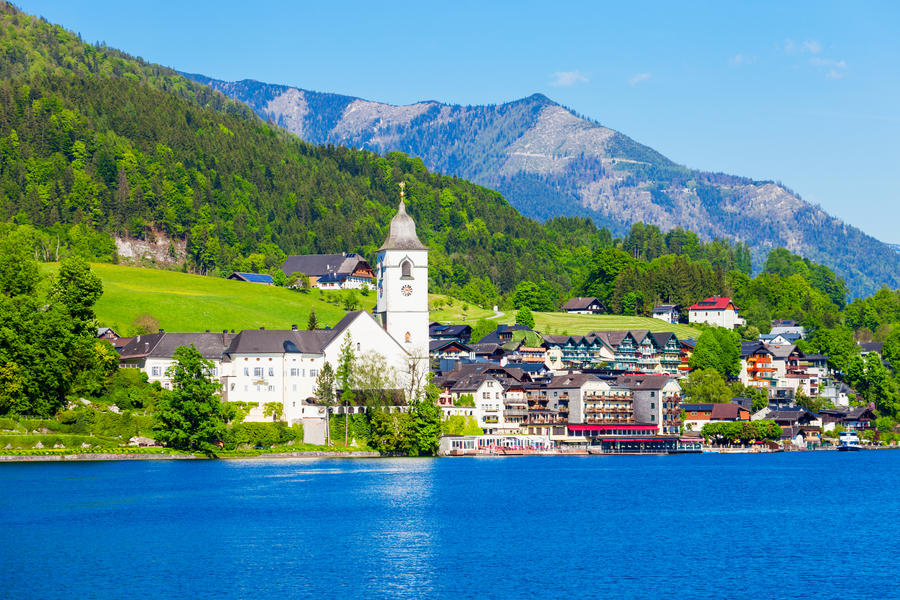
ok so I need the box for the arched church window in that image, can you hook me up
[401,260,412,279]
[405,331,411,343]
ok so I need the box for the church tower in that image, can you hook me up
[375,183,429,357]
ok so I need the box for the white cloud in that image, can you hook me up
[730,53,755,66]
[802,40,822,54]
[549,70,588,87]
[784,38,822,55]
[810,56,848,78]
[628,72,651,86]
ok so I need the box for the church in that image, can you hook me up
[118,192,430,426]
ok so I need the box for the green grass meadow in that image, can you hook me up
[42,264,699,338]
[44,263,377,334]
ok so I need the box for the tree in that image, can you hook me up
[50,257,103,335]
[883,329,900,369]
[335,334,356,446]
[680,369,732,403]
[689,327,740,376]
[314,361,336,404]
[0,230,40,297]
[307,309,319,330]
[132,313,160,335]
[412,382,442,456]
[515,306,534,329]
[153,345,230,453]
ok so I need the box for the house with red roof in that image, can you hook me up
[688,296,745,330]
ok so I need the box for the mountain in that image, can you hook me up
[184,75,900,297]
[0,3,642,302]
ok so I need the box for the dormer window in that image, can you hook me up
[401,259,412,279]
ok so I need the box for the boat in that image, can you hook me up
[837,429,863,451]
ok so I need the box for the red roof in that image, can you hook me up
[688,296,735,311]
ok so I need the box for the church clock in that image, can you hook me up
[401,284,412,297]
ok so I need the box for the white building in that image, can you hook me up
[118,197,431,425]
[374,195,430,377]
[688,297,745,330]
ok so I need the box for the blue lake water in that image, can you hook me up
[1,452,898,599]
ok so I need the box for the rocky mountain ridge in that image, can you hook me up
[184,74,900,297]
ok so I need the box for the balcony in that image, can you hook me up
[504,409,529,417]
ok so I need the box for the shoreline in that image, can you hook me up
[1,446,896,462]
[0,450,383,462]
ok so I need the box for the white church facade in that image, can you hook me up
[118,192,430,426]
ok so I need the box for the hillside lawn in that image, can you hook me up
[41,264,699,338]
[41,263,377,334]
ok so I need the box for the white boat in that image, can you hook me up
[837,429,863,451]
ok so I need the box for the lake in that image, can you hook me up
[1,451,897,599]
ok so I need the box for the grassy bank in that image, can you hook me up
[41,263,377,334]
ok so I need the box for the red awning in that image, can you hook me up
[568,424,658,432]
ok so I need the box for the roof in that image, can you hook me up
[429,339,472,353]
[119,331,236,361]
[229,272,274,284]
[616,374,674,391]
[711,403,740,420]
[430,323,472,338]
[759,332,802,344]
[281,253,371,278]
[503,362,549,373]
[378,201,427,251]
[741,340,772,358]
[688,296,736,311]
[562,297,601,311]
[860,342,884,354]
[766,344,801,359]
[479,324,533,345]
[546,373,602,389]
[225,328,335,355]
[652,304,677,313]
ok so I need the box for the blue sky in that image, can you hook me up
[20,0,900,243]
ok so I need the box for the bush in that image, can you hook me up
[222,422,302,450]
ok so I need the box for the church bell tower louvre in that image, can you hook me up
[375,182,429,357]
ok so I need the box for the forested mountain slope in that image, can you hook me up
[185,75,900,297]
[0,4,596,296]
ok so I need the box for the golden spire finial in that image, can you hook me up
[399,181,405,199]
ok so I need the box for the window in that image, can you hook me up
[651,402,655,409]
[401,260,412,279]
[405,331,411,343]
[482,392,490,399]
[292,384,297,392]
[151,366,161,377]
[268,385,275,392]
[268,367,275,377]
[310,369,318,377]
[244,367,249,376]
[290,368,299,377]
[253,367,263,377]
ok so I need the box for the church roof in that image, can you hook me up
[378,201,427,251]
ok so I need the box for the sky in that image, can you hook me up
[19,0,900,244]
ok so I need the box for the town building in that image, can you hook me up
[281,253,374,289]
[688,296,745,329]
[118,197,430,432]
[617,374,682,435]
[651,304,679,325]
[562,297,604,314]
[227,272,274,285]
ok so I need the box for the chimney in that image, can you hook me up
[291,324,298,331]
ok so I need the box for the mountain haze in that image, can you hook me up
[185,74,900,297]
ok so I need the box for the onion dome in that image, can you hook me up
[378,201,427,251]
